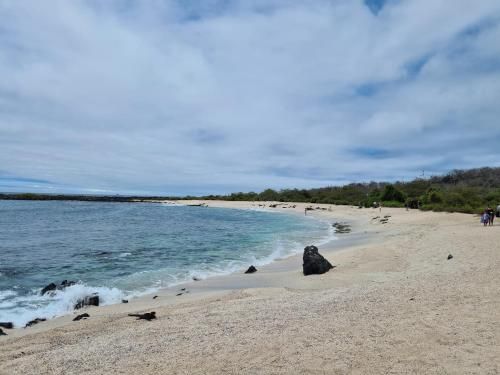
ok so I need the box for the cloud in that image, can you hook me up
[0,0,500,194]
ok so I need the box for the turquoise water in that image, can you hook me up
[0,201,333,326]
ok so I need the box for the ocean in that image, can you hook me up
[0,201,334,327]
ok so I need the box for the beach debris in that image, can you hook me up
[447,254,453,260]
[0,322,14,329]
[74,294,99,310]
[176,293,183,296]
[0,328,6,336]
[409,298,415,301]
[128,312,156,321]
[332,222,351,234]
[40,280,77,296]
[303,245,335,276]
[153,295,158,299]
[244,265,257,274]
[305,207,314,211]
[192,277,201,281]
[73,313,90,321]
[122,299,129,304]
[25,318,46,328]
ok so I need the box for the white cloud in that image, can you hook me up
[1,0,500,194]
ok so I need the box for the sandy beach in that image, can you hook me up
[1,201,499,374]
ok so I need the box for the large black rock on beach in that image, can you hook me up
[302,245,334,275]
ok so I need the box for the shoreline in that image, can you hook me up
[1,201,369,337]
[1,201,499,374]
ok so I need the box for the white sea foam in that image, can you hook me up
[0,283,124,328]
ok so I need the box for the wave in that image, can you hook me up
[0,283,124,328]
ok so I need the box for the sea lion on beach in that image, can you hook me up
[73,313,90,321]
[25,318,46,328]
[128,312,156,321]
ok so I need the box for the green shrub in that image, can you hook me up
[381,185,406,203]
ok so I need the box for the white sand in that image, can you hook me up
[1,201,499,374]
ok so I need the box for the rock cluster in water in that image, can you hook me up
[40,280,77,296]
[74,294,99,310]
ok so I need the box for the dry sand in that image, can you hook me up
[1,201,499,374]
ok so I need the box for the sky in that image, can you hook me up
[1,0,500,196]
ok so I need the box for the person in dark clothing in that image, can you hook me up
[488,207,495,226]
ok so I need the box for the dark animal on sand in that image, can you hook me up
[73,313,90,321]
[128,312,156,321]
[0,322,13,329]
[25,318,46,328]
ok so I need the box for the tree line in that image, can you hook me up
[195,167,500,214]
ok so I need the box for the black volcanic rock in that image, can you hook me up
[0,328,6,336]
[41,280,77,296]
[302,245,334,276]
[244,265,257,274]
[40,283,57,296]
[0,322,13,329]
[74,295,99,310]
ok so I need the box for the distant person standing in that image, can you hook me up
[481,209,490,227]
[488,207,495,226]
